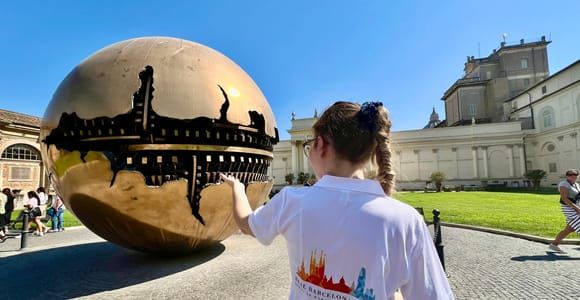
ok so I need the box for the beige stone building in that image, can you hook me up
[270,39,580,191]
[0,110,49,207]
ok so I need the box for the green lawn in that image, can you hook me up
[10,191,579,239]
[395,191,580,239]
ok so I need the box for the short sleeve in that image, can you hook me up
[248,189,287,246]
[558,181,567,189]
[400,219,454,300]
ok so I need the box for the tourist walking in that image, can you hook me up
[0,190,6,242]
[2,188,14,231]
[220,101,453,299]
[25,191,48,236]
[549,169,580,253]
[37,187,48,205]
[48,195,65,232]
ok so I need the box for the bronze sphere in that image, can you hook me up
[40,37,279,254]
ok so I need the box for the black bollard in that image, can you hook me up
[20,211,29,249]
[432,209,446,274]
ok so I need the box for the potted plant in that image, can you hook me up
[430,171,446,192]
[525,169,547,190]
[285,173,295,185]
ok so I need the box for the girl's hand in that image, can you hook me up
[219,174,242,188]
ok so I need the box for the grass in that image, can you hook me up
[395,191,580,239]
[9,191,578,239]
[11,209,82,230]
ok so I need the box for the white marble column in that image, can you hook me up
[518,144,526,176]
[414,150,420,180]
[432,149,439,171]
[451,147,458,179]
[302,143,309,173]
[481,146,489,178]
[396,151,402,177]
[507,145,514,177]
[571,132,579,169]
[472,147,478,178]
[291,141,298,178]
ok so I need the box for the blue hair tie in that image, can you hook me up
[358,101,383,132]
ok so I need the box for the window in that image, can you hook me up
[541,107,555,129]
[10,167,32,181]
[468,104,477,117]
[1,144,40,161]
[542,86,547,94]
[549,163,557,173]
[523,78,530,87]
[520,58,529,69]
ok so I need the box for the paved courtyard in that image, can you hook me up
[1,226,579,299]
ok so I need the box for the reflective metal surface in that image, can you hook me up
[40,37,277,254]
[54,151,270,254]
[43,37,278,138]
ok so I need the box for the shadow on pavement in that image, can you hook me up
[511,251,580,262]
[0,241,225,298]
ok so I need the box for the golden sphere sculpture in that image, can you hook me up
[40,37,279,254]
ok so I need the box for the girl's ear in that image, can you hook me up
[316,135,328,157]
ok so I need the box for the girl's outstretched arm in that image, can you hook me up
[219,174,255,236]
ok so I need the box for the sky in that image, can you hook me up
[0,0,578,140]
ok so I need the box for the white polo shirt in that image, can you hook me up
[249,175,453,300]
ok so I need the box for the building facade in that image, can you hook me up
[442,37,550,126]
[0,109,48,208]
[270,40,580,190]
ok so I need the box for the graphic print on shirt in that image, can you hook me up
[295,250,375,300]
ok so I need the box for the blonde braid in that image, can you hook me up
[374,108,395,195]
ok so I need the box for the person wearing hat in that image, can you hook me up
[549,169,580,253]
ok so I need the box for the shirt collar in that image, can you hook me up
[313,175,386,196]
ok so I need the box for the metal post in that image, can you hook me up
[20,212,29,249]
[432,209,446,274]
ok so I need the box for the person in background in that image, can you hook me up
[0,191,6,242]
[48,195,65,232]
[25,191,48,236]
[549,169,580,253]
[2,188,14,232]
[221,101,453,299]
[36,187,48,220]
[37,187,47,205]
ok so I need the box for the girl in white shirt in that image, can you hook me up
[26,191,48,236]
[221,101,453,300]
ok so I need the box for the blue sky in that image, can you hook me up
[0,0,578,140]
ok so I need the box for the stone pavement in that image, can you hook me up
[1,226,579,299]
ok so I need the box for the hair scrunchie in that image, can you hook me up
[358,101,383,132]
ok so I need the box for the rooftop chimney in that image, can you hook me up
[541,35,546,42]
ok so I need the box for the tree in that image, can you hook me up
[430,171,446,192]
[525,169,547,190]
[285,173,295,185]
